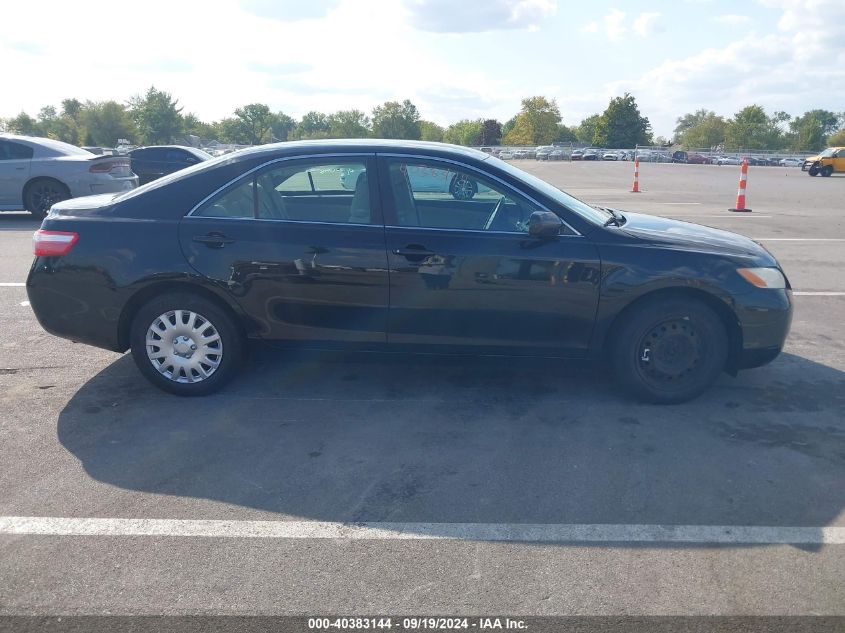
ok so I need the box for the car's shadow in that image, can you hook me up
[57,349,845,547]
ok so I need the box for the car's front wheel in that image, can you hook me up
[611,297,728,404]
[808,163,820,176]
[130,293,245,396]
[24,178,70,219]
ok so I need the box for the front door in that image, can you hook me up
[179,155,389,346]
[378,156,601,355]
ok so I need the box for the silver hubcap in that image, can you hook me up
[145,310,222,383]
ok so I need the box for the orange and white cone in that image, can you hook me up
[631,158,640,193]
[729,159,752,212]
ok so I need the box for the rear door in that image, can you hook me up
[378,155,601,355]
[178,154,389,346]
[0,140,33,207]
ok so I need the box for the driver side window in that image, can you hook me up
[385,159,538,233]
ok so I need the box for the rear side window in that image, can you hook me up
[192,159,376,224]
[0,141,34,160]
[194,178,255,219]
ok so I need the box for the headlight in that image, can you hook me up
[737,267,787,289]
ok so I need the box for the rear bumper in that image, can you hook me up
[68,176,138,198]
[27,260,124,352]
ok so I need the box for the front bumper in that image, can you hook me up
[734,288,793,369]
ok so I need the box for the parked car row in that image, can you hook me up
[0,134,215,217]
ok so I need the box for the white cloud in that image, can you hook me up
[583,10,662,41]
[632,12,661,37]
[713,14,751,26]
[606,0,845,134]
[400,0,558,33]
[604,9,627,41]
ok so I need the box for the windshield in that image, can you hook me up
[819,148,836,157]
[485,155,610,226]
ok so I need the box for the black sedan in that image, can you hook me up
[27,140,792,403]
[128,145,212,185]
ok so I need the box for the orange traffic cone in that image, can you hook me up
[729,159,752,212]
[631,158,640,193]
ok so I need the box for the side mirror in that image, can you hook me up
[528,211,563,238]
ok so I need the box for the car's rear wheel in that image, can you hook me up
[130,293,244,396]
[449,174,478,200]
[24,178,70,219]
[821,165,833,177]
[611,297,728,404]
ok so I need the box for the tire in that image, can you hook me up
[808,164,819,176]
[449,174,478,200]
[24,178,70,219]
[130,292,245,396]
[821,165,833,177]
[611,297,728,404]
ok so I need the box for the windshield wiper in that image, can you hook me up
[601,207,626,227]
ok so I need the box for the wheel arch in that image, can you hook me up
[117,280,250,352]
[600,286,743,375]
[22,176,70,206]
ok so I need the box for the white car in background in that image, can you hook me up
[779,157,803,167]
[0,134,138,218]
[341,164,491,199]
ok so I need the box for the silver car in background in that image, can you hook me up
[0,134,138,218]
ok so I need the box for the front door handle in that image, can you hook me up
[193,232,235,248]
[393,245,435,262]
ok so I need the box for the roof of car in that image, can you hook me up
[228,138,491,162]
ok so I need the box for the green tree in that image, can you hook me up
[182,113,217,140]
[128,86,184,144]
[371,100,421,139]
[503,96,561,145]
[675,111,727,149]
[234,103,273,144]
[555,124,578,143]
[326,109,370,138]
[575,114,601,144]
[6,112,40,135]
[419,120,444,142]
[828,128,845,146]
[501,116,517,139]
[480,119,502,145]
[725,105,784,150]
[593,93,652,148]
[81,101,137,146]
[788,110,840,151]
[444,119,482,146]
[269,112,296,141]
[215,117,249,144]
[295,111,330,139]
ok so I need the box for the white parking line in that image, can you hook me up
[0,516,842,544]
[793,292,845,296]
[753,238,845,241]
[0,283,25,287]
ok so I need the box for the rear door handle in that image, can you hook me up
[193,232,235,248]
[393,246,435,262]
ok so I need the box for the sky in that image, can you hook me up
[1,0,843,137]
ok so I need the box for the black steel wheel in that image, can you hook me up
[612,297,728,403]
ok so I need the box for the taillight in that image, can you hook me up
[89,159,129,173]
[33,230,79,257]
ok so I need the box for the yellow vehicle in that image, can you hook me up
[803,147,845,177]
